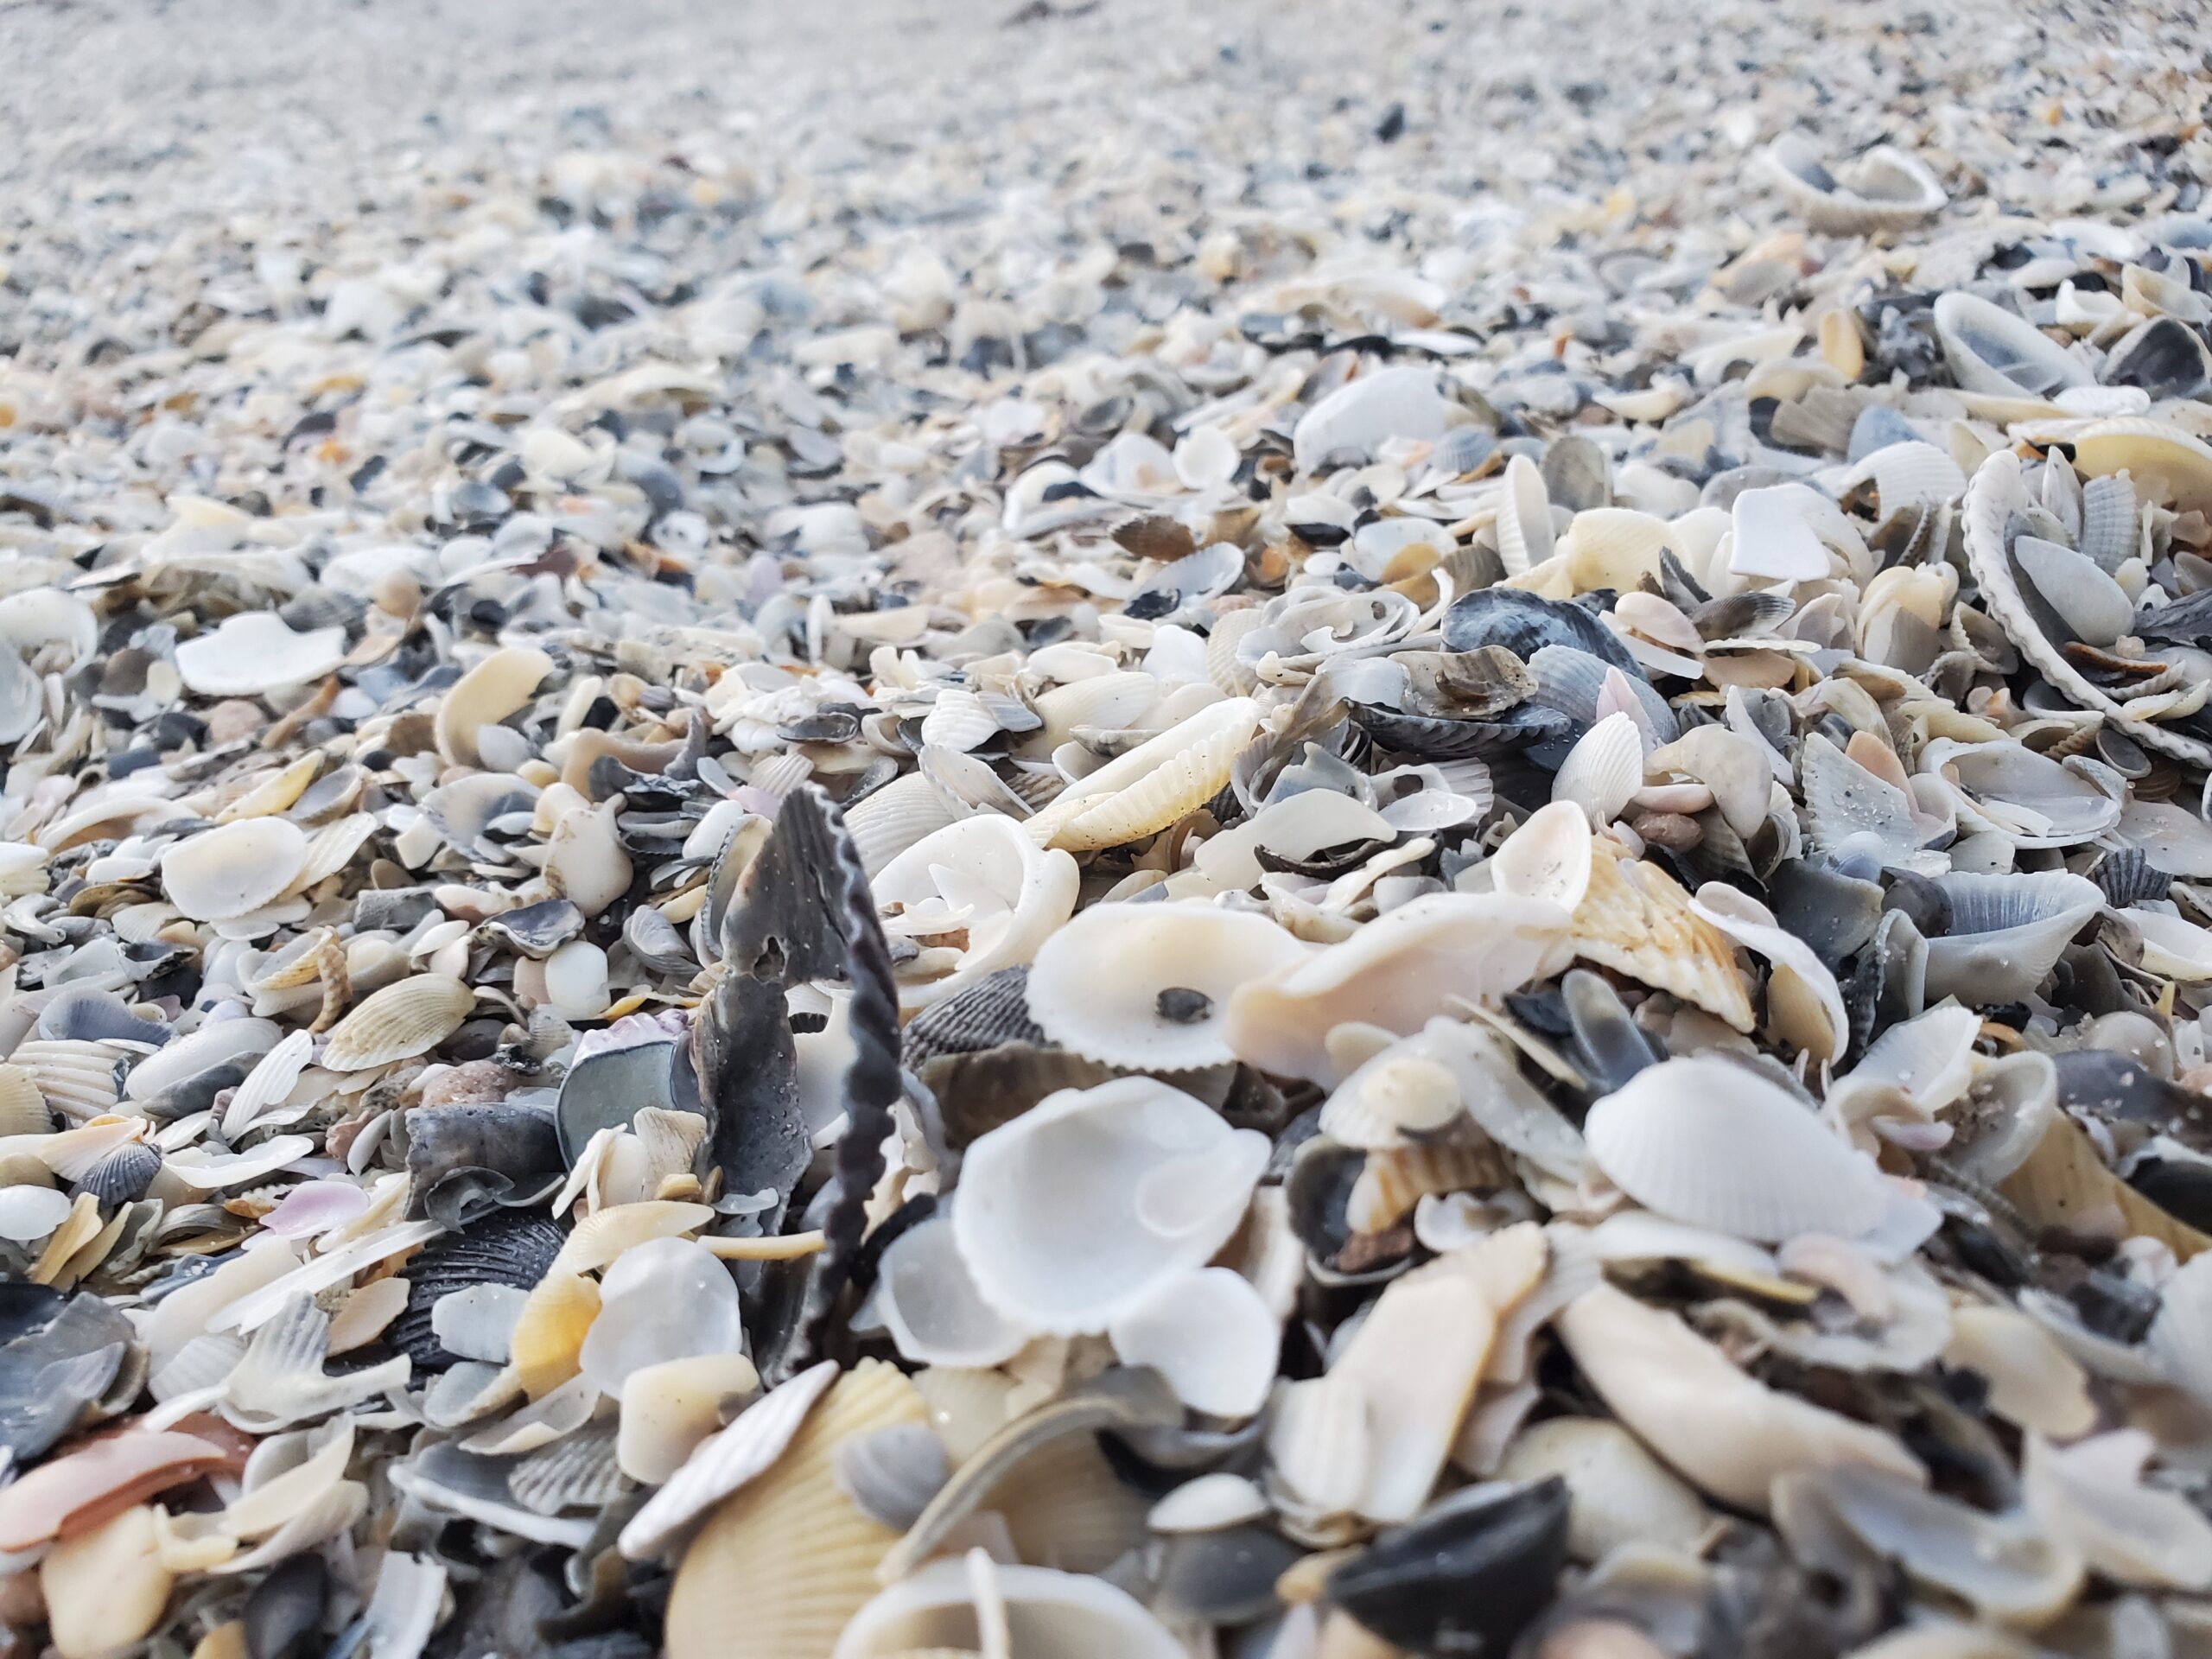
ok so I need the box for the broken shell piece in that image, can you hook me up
[435,645,555,767]
[1919,871,2104,1006]
[874,1215,1029,1370]
[577,1236,746,1398]
[1491,800,1595,912]
[1022,697,1260,852]
[1026,899,1310,1071]
[950,1075,1268,1335]
[1935,293,2092,399]
[622,1360,842,1560]
[1106,1266,1278,1419]
[175,613,347,697]
[874,816,1079,1012]
[1762,133,1946,234]
[1496,1416,1713,1562]
[2023,1431,2212,1591]
[835,1554,1185,1659]
[617,1351,761,1484]
[161,819,311,921]
[1567,837,1755,1033]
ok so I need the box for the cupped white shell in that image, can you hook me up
[1026,899,1311,1071]
[1105,1266,1279,1419]
[1763,133,1947,234]
[1551,711,1644,827]
[1489,799,1594,911]
[160,819,312,921]
[874,1215,1029,1370]
[834,1554,1185,1659]
[874,815,1078,1012]
[950,1076,1269,1336]
[1918,738,2123,849]
[1935,292,2092,399]
[1584,1055,1890,1243]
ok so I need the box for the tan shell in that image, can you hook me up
[160,818,312,921]
[1023,697,1259,852]
[665,1361,927,1659]
[509,1272,602,1399]
[40,1505,175,1659]
[1999,1110,2210,1261]
[2070,417,2212,516]
[9,1039,127,1122]
[1567,837,1754,1031]
[319,975,474,1071]
[436,645,555,766]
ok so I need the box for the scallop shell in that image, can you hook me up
[1494,454,1554,577]
[2077,471,2139,573]
[1934,293,2092,399]
[319,975,474,1071]
[1550,711,1644,826]
[1586,1055,1889,1243]
[79,1139,163,1206]
[9,1039,126,1123]
[1226,891,1579,1084]
[835,1557,1185,1659]
[161,819,312,921]
[1763,133,1946,234]
[1022,697,1259,852]
[845,772,963,876]
[1919,870,2104,1004]
[435,645,555,767]
[1567,836,1755,1033]
[664,1361,926,1659]
[950,1075,1269,1335]
[623,1361,842,1559]
[1555,1281,1924,1513]
[874,816,1078,1012]
[1026,900,1310,1071]
[174,613,347,696]
[1963,450,2212,767]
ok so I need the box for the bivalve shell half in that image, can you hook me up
[1585,1055,1890,1243]
[1763,133,1946,234]
[1920,871,2104,1005]
[835,1556,1185,1659]
[175,613,347,697]
[320,976,474,1071]
[435,645,555,767]
[874,817,1078,1013]
[1026,899,1311,1071]
[161,819,311,921]
[1934,293,2092,399]
[1022,698,1259,852]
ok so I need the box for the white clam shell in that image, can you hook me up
[1496,1416,1711,1562]
[1027,899,1310,1071]
[950,1076,1269,1336]
[1585,1055,1890,1243]
[1490,799,1595,912]
[1551,711,1644,827]
[1291,365,1449,471]
[1729,484,1833,582]
[1919,738,2123,849]
[1105,1266,1278,1420]
[175,612,347,696]
[160,819,311,920]
[874,1215,1029,1370]
[875,815,1078,1012]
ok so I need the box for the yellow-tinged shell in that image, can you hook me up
[0,1063,54,1135]
[984,1433,1149,1575]
[511,1271,602,1398]
[216,754,322,823]
[11,1039,128,1122]
[1999,1111,2209,1262]
[553,1199,715,1274]
[41,1505,175,1659]
[1023,698,1259,852]
[1347,1141,1512,1234]
[436,645,555,766]
[291,813,378,894]
[1568,838,1755,1032]
[2070,418,2212,516]
[666,1361,927,1659]
[318,975,474,1071]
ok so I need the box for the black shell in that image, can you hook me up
[79,1140,163,1206]
[408,1100,567,1226]
[2088,847,2172,908]
[1350,700,1572,760]
[1328,1477,1570,1655]
[244,1552,327,1659]
[1442,588,1645,680]
[0,1285,134,1462]
[387,1211,568,1370]
[1562,969,1662,1093]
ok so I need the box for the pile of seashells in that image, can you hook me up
[9,0,2212,1654]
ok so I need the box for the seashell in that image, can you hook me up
[0,1184,72,1243]
[577,1236,744,1398]
[1942,1304,2096,1440]
[544,798,633,918]
[1495,454,1554,576]
[1022,697,1258,851]
[10,1039,127,1122]
[1773,1464,2082,1624]
[1728,484,1834,582]
[387,1211,568,1370]
[1586,1056,1888,1243]
[830,1422,949,1533]
[223,1294,412,1431]
[1762,133,1945,233]
[1566,836,1756,1033]
[952,1077,1267,1335]
[2070,417,2212,516]
[836,1554,1185,1659]
[1934,293,2092,399]
[1919,870,2103,1004]
[1318,1017,1499,1149]
[2023,1430,2212,1591]
[220,1028,313,1139]
[1192,786,1396,887]
[79,1139,163,1205]
[39,1505,175,1659]
[846,771,965,877]
[1496,1417,1711,1563]
[320,974,474,1070]
[435,645,555,766]
[2105,315,2212,401]
[622,1361,842,1559]
[1557,1281,1924,1512]
[1919,738,2123,849]
[875,815,1078,1012]
[2012,535,2133,647]
[618,1351,761,1484]
[175,612,347,696]
[1646,725,1768,840]
[1026,900,1309,1071]
[1226,892,1578,1084]
[1551,712,1643,826]
[1445,588,1646,681]
[1688,884,1848,1061]
[0,1427,231,1553]
[1491,799,1595,911]
[507,1270,601,1400]
[664,1361,927,1659]
[1326,1478,1570,1657]
[1798,732,1924,867]
[901,965,1045,1068]
[161,818,311,921]
[874,1214,1028,1369]
[1106,1266,1278,1418]
[2129,908,2212,980]
[1292,365,1450,470]
[1998,1109,2208,1261]
[1148,1471,1270,1533]
[2150,1255,2212,1413]
[1827,1003,1981,1144]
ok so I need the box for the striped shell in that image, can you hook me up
[319,976,474,1071]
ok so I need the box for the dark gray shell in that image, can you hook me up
[694,785,900,1384]
[408,1100,566,1227]
[2088,847,2171,907]
[1328,1477,1570,1655]
[0,1285,135,1462]
[482,899,587,959]
[1442,588,1645,680]
[554,1039,693,1166]
[2103,316,2212,402]
[79,1140,163,1206]
[901,965,1046,1068]
[1349,699,1571,760]
[388,1211,567,1371]
[1562,969,1662,1093]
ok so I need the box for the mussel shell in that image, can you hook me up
[1328,1476,1571,1653]
[1442,588,1646,680]
[388,1211,568,1371]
